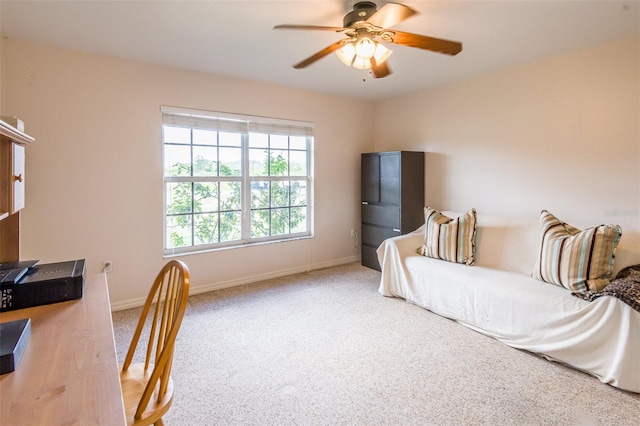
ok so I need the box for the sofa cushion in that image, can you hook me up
[469,213,541,275]
[532,210,622,292]
[419,207,477,265]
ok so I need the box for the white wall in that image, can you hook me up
[3,35,639,308]
[1,39,373,309]
[374,36,640,272]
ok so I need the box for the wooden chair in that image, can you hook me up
[119,260,190,426]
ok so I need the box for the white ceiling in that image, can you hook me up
[1,1,638,101]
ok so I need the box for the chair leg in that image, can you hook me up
[154,418,165,426]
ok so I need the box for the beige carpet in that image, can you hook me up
[112,263,640,425]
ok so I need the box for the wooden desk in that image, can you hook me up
[0,273,126,425]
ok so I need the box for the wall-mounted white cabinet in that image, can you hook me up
[1,120,34,262]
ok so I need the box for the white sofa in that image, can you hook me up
[377,211,640,393]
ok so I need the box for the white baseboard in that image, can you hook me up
[111,255,361,312]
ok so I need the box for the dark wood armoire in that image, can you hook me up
[361,151,424,270]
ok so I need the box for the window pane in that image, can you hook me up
[163,110,312,252]
[220,182,241,211]
[290,150,307,176]
[270,150,288,176]
[164,145,191,176]
[249,148,269,176]
[166,182,192,214]
[219,131,241,147]
[166,215,192,248]
[290,136,306,150]
[271,181,289,208]
[271,208,290,235]
[251,181,269,208]
[249,132,268,148]
[251,209,270,238]
[193,129,217,146]
[219,147,242,176]
[290,207,307,233]
[194,182,218,212]
[194,213,219,245]
[193,146,218,176]
[163,126,190,144]
[291,180,307,206]
[270,134,288,149]
[220,211,242,242]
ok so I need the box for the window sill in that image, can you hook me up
[163,234,314,258]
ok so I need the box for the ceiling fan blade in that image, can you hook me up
[370,59,391,78]
[366,2,417,29]
[293,40,347,69]
[388,30,462,55]
[274,24,346,32]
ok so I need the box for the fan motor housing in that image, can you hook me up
[344,1,378,28]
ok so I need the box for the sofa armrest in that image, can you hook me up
[383,229,424,255]
[376,229,424,297]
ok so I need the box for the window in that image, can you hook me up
[162,106,313,255]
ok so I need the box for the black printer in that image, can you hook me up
[0,259,85,312]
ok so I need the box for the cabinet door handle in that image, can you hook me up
[393,228,400,232]
[362,202,368,205]
[13,174,23,183]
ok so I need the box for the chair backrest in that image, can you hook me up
[122,260,190,420]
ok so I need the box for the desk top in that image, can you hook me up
[0,273,126,425]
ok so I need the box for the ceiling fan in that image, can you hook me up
[274,1,462,78]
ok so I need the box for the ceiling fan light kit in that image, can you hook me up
[274,1,463,79]
[336,37,393,70]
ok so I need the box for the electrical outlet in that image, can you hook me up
[103,260,113,273]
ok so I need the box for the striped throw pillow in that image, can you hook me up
[419,208,477,265]
[532,210,622,292]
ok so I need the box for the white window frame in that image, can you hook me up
[161,106,314,256]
